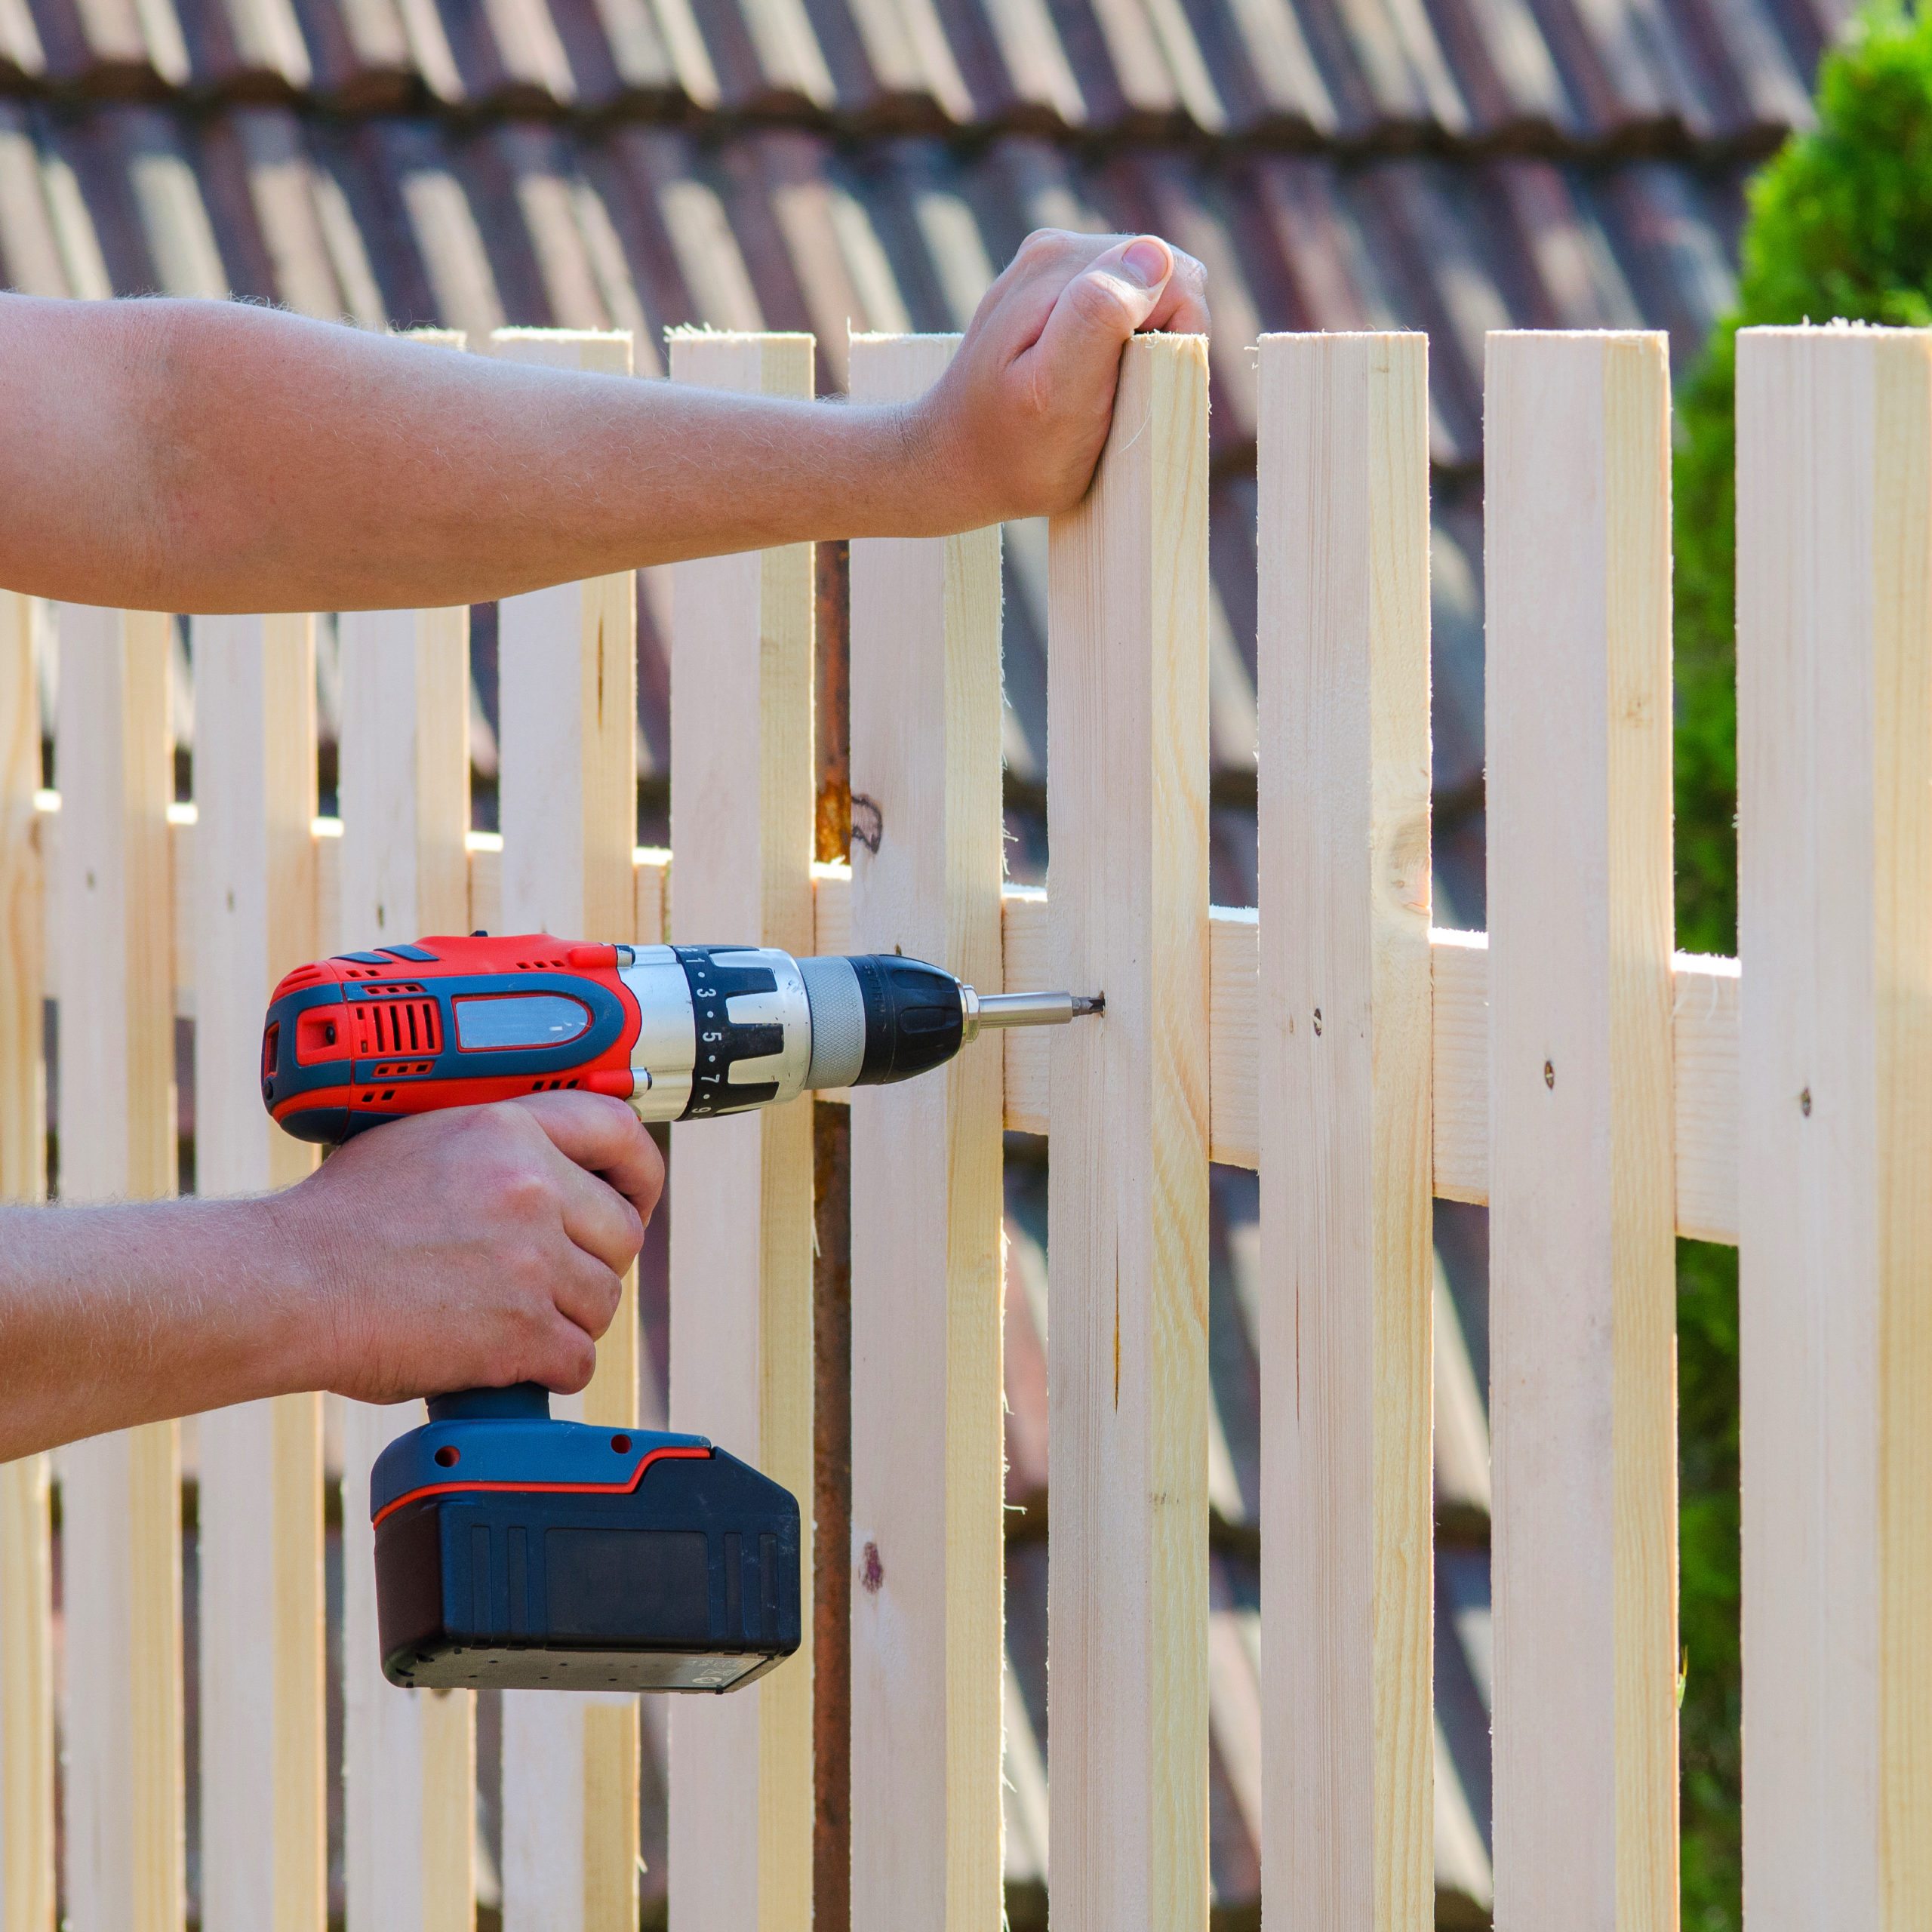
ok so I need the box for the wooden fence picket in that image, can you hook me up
[489,327,643,1932]
[1484,331,1678,1925]
[0,589,52,1932]
[191,611,326,1932]
[844,332,1005,1932]
[1735,323,1932,1924]
[51,603,184,1932]
[1044,331,1212,1932]
[338,592,476,1932]
[666,328,817,1932]
[1256,331,1434,1927]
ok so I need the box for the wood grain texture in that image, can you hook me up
[1429,931,1488,1206]
[844,334,1004,1932]
[190,611,325,1932]
[0,590,51,1932]
[1000,886,1049,1135]
[1735,325,1932,1927]
[1671,954,1738,1247]
[338,597,475,1932]
[1045,333,1211,1932]
[51,603,183,1932]
[1257,331,1433,1930]
[666,328,816,1932]
[1484,331,1678,1928]
[491,325,641,1932]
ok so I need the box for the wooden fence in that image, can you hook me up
[0,319,1927,1930]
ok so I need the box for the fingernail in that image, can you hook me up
[1119,239,1170,288]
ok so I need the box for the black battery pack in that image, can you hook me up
[370,1387,801,1694]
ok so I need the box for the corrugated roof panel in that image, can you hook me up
[687,0,836,111]
[425,0,578,108]
[1419,0,1574,132]
[1675,0,1813,129]
[26,0,192,87]
[309,120,443,324]
[805,0,977,123]
[580,128,703,337]
[935,0,1088,126]
[1178,0,1337,134]
[175,0,313,95]
[547,0,685,106]
[285,0,418,109]
[491,125,634,329]
[392,0,464,100]
[377,121,506,331]
[1486,158,1644,328]
[1044,0,1195,130]
[0,0,45,78]
[1238,153,1390,331]
[626,133,765,331]
[0,106,70,294]
[196,108,332,308]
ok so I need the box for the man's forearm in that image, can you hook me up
[0,236,1211,616]
[0,1196,325,1460]
[0,296,952,614]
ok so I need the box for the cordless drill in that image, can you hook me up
[260,934,1097,1695]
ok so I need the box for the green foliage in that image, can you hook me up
[1675,0,1932,957]
[1672,6,1932,1923]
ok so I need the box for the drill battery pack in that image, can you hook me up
[371,1386,801,1694]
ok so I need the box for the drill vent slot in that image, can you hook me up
[352,998,441,1060]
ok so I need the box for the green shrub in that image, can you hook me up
[1672,7,1932,1923]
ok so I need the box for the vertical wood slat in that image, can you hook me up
[1044,332,1212,1932]
[53,604,184,1932]
[0,591,52,1932]
[844,333,1004,1932]
[192,611,325,1932]
[1736,325,1932,1925]
[485,327,642,1932]
[666,328,816,1932]
[1256,333,1434,1927]
[1484,331,1678,1925]
[338,596,476,1932]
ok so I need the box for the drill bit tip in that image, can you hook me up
[1071,993,1104,1017]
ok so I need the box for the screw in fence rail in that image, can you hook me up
[1257,331,1435,1930]
[666,328,817,1932]
[1735,324,1932,1926]
[488,327,645,1932]
[1484,331,1679,1927]
[844,332,1005,1932]
[52,603,186,1930]
[1044,331,1213,1932]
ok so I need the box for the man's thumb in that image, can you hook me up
[1032,236,1174,380]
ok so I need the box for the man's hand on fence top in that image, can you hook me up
[0,1094,663,1460]
[909,230,1211,527]
[0,235,1208,611]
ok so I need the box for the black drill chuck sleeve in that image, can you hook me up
[844,954,966,1086]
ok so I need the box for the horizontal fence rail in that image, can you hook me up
[0,320,1927,1932]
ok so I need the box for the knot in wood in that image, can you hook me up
[860,1540,884,1594]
